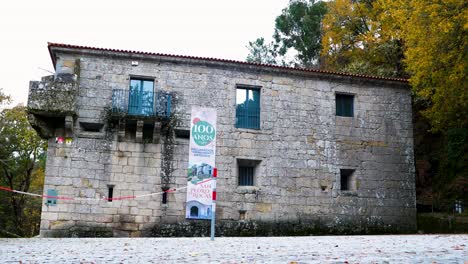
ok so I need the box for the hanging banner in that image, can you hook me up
[186,107,217,219]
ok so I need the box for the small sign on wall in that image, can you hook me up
[55,137,73,144]
[46,189,58,206]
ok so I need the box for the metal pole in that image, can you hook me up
[211,168,217,241]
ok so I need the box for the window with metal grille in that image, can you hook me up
[236,87,260,129]
[336,94,354,117]
[238,166,254,186]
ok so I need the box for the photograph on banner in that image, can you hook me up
[187,162,214,184]
[186,106,217,220]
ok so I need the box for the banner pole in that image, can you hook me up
[211,168,217,241]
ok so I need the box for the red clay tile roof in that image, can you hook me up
[47,42,409,83]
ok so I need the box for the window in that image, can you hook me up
[79,122,104,133]
[340,169,355,191]
[236,87,260,129]
[237,159,261,186]
[239,210,246,220]
[128,79,154,116]
[336,94,354,117]
[190,206,199,217]
[107,186,114,202]
[239,166,254,186]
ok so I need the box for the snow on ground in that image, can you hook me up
[0,235,466,263]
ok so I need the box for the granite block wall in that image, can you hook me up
[38,50,416,237]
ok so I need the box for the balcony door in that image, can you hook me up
[128,79,154,116]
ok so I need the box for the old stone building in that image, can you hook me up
[28,43,416,237]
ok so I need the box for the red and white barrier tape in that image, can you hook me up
[0,178,213,202]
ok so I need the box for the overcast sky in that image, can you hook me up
[0,0,289,105]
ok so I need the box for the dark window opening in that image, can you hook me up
[236,86,260,129]
[336,94,354,117]
[340,169,355,191]
[162,192,168,204]
[175,129,190,139]
[190,206,199,217]
[142,123,154,142]
[80,122,104,132]
[108,186,114,202]
[239,210,246,220]
[124,121,137,140]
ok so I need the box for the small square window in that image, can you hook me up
[336,94,354,117]
[239,166,254,186]
[239,210,247,220]
[236,87,260,129]
[340,169,355,191]
[237,159,260,186]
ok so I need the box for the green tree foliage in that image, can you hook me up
[246,0,327,67]
[0,89,11,107]
[0,91,47,237]
[246,37,280,65]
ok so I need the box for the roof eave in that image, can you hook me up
[46,42,410,85]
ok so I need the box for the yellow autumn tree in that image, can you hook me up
[379,0,467,132]
[321,0,406,77]
[379,0,467,203]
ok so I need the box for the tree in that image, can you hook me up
[321,0,406,77]
[0,89,11,107]
[246,0,467,206]
[0,90,47,237]
[380,0,468,205]
[379,0,467,132]
[246,0,327,67]
[246,38,280,65]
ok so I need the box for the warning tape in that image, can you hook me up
[0,178,213,202]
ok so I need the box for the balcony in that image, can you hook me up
[111,89,172,120]
[110,89,172,143]
[28,74,78,116]
[27,74,78,139]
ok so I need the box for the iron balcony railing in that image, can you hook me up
[111,89,172,118]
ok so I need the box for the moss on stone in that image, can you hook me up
[46,226,113,238]
[149,219,411,237]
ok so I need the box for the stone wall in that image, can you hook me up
[39,50,416,237]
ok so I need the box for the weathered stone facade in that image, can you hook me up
[29,43,416,237]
